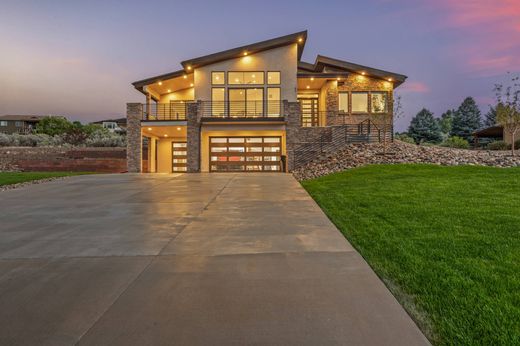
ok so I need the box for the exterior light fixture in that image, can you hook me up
[243,52,248,56]
[183,75,187,79]
[306,85,310,89]
[190,83,194,87]
[177,127,181,130]
[187,66,192,70]
[361,72,366,75]
[158,81,162,85]
[148,127,152,131]
[388,78,393,82]
[298,37,303,43]
[164,134,168,137]
[337,77,341,81]
[310,77,314,81]
[167,89,171,93]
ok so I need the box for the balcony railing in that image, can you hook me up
[143,102,189,121]
[200,101,283,118]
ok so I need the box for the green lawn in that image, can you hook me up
[0,172,90,187]
[302,164,520,346]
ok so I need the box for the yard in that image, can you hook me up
[302,164,520,345]
[0,172,89,187]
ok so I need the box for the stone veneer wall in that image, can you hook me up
[126,103,142,173]
[186,101,201,172]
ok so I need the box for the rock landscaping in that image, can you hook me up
[293,140,520,180]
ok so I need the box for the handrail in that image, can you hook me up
[200,101,283,118]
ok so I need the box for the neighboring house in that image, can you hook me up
[473,125,516,146]
[127,30,407,173]
[91,118,127,133]
[0,115,46,134]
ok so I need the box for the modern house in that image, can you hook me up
[127,31,407,173]
[0,115,46,134]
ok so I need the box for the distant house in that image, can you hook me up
[91,118,127,133]
[0,115,47,134]
[473,125,515,146]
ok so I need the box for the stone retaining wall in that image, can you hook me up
[0,147,127,173]
[293,141,520,180]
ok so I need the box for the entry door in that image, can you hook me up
[298,97,319,127]
[172,142,187,172]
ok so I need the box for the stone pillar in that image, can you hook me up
[126,103,142,173]
[284,100,302,172]
[186,101,201,173]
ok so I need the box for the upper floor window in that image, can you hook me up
[371,92,388,113]
[338,92,349,113]
[212,72,225,85]
[15,121,23,127]
[267,71,280,85]
[352,92,369,113]
[0,121,7,127]
[228,71,264,85]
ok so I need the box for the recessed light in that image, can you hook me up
[167,89,171,93]
[361,72,366,75]
[243,52,248,56]
[190,83,194,87]
[306,85,310,89]
[298,37,303,43]
[337,77,341,81]
[158,81,162,85]
[148,127,152,131]
[177,127,181,130]
[183,75,187,79]
[187,66,192,70]
[164,134,168,137]
[388,78,393,82]
[310,77,314,81]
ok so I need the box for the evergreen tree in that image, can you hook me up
[483,105,497,127]
[408,108,443,143]
[451,97,482,140]
[438,110,454,140]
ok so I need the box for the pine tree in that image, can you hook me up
[451,97,482,140]
[483,105,497,127]
[408,108,443,143]
[438,110,454,140]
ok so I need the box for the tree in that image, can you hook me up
[483,105,497,127]
[35,116,71,136]
[371,94,403,154]
[408,108,443,143]
[451,97,482,140]
[438,110,454,140]
[494,73,520,156]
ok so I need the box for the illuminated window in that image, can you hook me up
[352,92,369,113]
[211,88,225,116]
[228,71,264,85]
[267,88,281,116]
[338,92,349,113]
[371,92,388,113]
[267,71,280,84]
[212,72,224,85]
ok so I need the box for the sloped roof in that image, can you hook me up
[473,125,503,137]
[298,55,407,87]
[0,115,47,121]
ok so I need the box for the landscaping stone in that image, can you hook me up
[293,141,520,180]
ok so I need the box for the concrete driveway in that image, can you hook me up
[0,173,428,345]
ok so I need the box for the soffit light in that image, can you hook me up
[177,127,181,130]
[187,66,192,70]
[388,78,393,82]
[158,81,162,85]
[243,52,248,56]
[298,37,303,43]
[310,77,314,81]
[190,83,194,87]
[183,75,187,79]
[361,72,366,75]
[164,134,168,137]
[167,89,171,93]
[306,85,310,89]
[148,127,152,131]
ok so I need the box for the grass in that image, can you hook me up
[0,172,90,187]
[302,164,520,345]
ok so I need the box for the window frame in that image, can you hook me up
[267,87,281,116]
[211,71,225,85]
[338,91,350,114]
[0,121,7,127]
[14,121,23,127]
[370,91,388,114]
[227,71,264,85]
[351,91,369,114]
[267,71,281,85]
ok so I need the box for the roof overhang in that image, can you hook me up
[473,125,503,137]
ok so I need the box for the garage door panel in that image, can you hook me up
[209,136,282,172]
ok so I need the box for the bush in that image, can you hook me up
[395,133,416,144]
[441,136,470,149]
[0,133,65,147]
[487,140,510,151]
[85,129,126,147]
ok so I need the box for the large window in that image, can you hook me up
[212,88,225,116]
[352,92,369,113]
[338,92,349,113]
[229,88,263,116]
[371,92,388,113]
[212,72,225,85]
[267,87,281,116]
[228,71,264,85]
[267,71,280,84]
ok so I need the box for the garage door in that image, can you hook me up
[210,136,282,172]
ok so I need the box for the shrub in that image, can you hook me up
[0,133,65,147]
[441,136,470,149]
[85,129,126,147]
[395,133,416,144]
[487,140,509,151]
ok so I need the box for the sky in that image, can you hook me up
[0,0,519,131]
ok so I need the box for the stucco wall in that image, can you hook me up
[200,125,286,172]
[158,87,195,103]
[194,44,298,102]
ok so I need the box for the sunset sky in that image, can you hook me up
[1,0,519,130]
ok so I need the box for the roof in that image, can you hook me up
[91,117,127,125]
[298,56,407,87]
[473,125,503,137]
[132,31,307,90]
[0,115,47,121]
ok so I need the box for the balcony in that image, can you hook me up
[142,102,189,121]
[199,101,283,121]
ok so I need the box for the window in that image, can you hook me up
[267,71,280,84]
[338,92,349,113]
[0,121,7,127]
[371,92,388,113]
[352,92,369,113]
[15,121,23,127]
[212,88,225,116]
[212,72,224,85]
[228,71,264,85]
[229,88,263,116]
[267,88,281,116]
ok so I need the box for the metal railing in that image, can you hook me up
[143,102,189,121]
[200,101,283,118]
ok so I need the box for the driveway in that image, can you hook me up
[0,173,428,345]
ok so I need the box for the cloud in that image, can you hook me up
[400,81,430,93]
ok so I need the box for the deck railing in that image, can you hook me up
[142,102,189,121]
[199,101,283,118]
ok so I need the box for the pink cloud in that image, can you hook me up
[400,81,430,93]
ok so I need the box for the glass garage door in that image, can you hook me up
[172,142,187,172]
[209,136,282,172]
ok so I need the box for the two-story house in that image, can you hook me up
[126,31,407,173]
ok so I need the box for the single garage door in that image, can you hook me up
[210,136,282,172]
